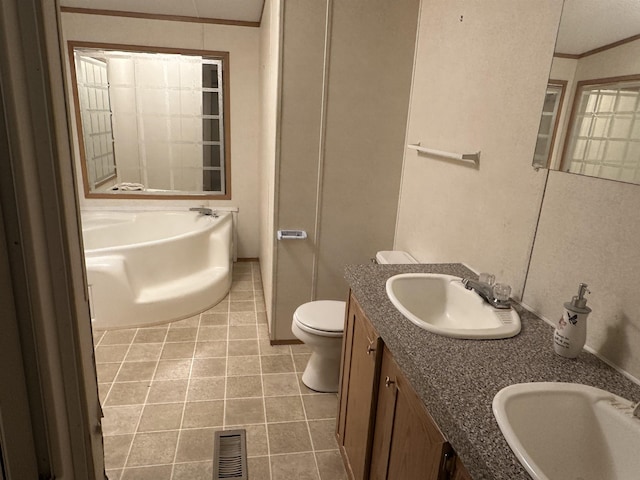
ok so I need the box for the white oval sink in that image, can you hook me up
[385,273,520,339]
[493,382,640,480]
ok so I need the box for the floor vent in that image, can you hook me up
[213,429,248,480]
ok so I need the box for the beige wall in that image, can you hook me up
[270,0,419,340]
[61,12,261,257]
[397,0,640,381]
[258,0,281,328]
[395,0,563,299]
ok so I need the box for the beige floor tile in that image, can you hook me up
[172,461,213,480]
[126,431,179,467]
[229,311,257,325]
[105,468,122,480]
[93,329,105,344]
[297,374,317,395]
[160,342,195,360]
[258,324,270,339]
[200,313,228,326]
[247,456,271,480]
[308,419,339,451]
[224,398,265,425]
[259,340,290,356]
[169,315,199,328]
[230,291,255,303]
[267,421,313,454]
[191,357,226,377]
[261,355,295,374]
[95,345,130,364]
[262,373,300,397]
[197,325,228,341]
[316,450,347,480]
[115,362,157,382]
[293,354,311,373]
[205,301,229,313]
[146,379,188,404]
[270,452,320,480]
[104,382,149,407]
[265,396,305,423]
[99,383,111,404]
[187,377,225,401]
[302,395,338,420]
[132,328,167,344]
[227,356,261,376]
[124,344,163,362]
[102,405,143,436]
[101,329,137,345]
[96,363,121,383]
[103,434,133,469]
[227,339,259,356]
[120,464,172,480]
[257,312,268,324]
[174,428,216,462]
[290,343,312,354]
[182,400,224,428]
[228,325,258,340]
[137,403,183,432]
[226,375,263,398]
[153,359,192,380]
[226,424,269,457]
[229,301,255,313]
[231,281,253,292]
[165,327,198,343]
[194,341,227,358]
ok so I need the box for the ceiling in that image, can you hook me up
[59,0,266,23]
[555,0,640,55]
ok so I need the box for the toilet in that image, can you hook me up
[291,250,418,393]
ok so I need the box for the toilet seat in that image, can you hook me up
[293,300,345,338]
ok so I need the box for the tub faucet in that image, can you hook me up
[461,277,511,309]
[189,207,218,218]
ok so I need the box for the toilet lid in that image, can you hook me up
[294,300,346,333]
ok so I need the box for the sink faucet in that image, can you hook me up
[189,207,218,218]
[461,278,511,309]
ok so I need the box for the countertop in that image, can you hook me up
[344,263,640,480]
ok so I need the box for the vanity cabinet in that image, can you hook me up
[337,294,382,479]
[370,345,452,480]
[337,291,473,480]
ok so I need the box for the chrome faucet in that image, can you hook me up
[461,278,511,309]
[189,207,218,218]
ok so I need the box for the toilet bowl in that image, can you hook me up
[291,300,346,393]
[291,251,415,393]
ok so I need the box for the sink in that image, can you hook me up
[385,273,520,339]
[493,382,640,480]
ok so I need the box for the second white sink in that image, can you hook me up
[493,382,640,480]
[385,273,520,339]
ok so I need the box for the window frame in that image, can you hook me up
[68,41,232,200]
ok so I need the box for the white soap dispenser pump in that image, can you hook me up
[553,283,592,358]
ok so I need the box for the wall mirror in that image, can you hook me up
[532,0,640,186]
[68,41,231,199]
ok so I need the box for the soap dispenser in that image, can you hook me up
[553,283,591,358]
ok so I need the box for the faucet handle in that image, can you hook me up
[478,272,495,285]
[493,283,511,303]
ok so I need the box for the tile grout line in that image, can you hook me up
[121,325,170,471]
[168,313,201,479]
[100,328,139,419]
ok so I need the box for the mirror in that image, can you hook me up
[68,42,231,199]
[532,0,640,185]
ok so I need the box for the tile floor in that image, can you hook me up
[93,261,347,480]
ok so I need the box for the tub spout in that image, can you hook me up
[189,207,218,218]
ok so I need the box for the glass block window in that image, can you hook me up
[533,81,566,169]
[563,77,640,184]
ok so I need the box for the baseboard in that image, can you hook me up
[270,339,303,346]
[236,257,259,262]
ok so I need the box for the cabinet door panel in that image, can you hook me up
[371,346,448,480]
[338,293,381,480]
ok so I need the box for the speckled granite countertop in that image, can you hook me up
[345,263,640,480]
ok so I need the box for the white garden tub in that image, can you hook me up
[82,210,232,330]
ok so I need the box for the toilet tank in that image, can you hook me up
[375,250,417,264]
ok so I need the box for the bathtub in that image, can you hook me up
[82,210,233,330]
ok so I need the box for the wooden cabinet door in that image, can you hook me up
[370,345,450,480]
[337,293,382,480]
